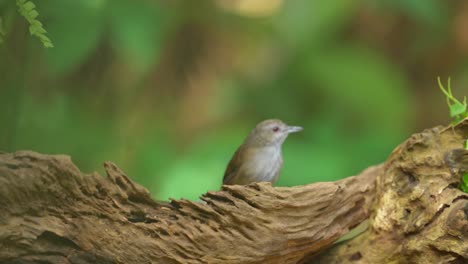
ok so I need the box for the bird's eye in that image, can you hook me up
[272,126,280,132]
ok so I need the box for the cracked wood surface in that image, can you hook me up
[315,119,468,263]
[1,119,468,263]
[0,152,379,263]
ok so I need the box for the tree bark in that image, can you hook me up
[0,119,467,264]
[315,120,468,263]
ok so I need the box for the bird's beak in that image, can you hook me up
[287,126,303,133]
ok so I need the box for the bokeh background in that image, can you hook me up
[1,0,467,200]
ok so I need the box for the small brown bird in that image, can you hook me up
[223,119,303,185]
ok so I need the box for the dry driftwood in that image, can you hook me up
[0,153,378,263]
[0,119,467,264]
[315,120,468,263]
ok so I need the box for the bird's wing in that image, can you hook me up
[223,145,244,185]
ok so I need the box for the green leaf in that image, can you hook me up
[461,184,468,193]
[23,1,34,10]
[28,9,38,19]
[16,0,53,48]
[450,102,467,117]
[462,174,468,193]
[463,173,468,183]
[438,77,468,123]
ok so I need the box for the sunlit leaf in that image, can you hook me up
[450,103,467,118]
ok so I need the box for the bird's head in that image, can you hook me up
[246,119,303,147]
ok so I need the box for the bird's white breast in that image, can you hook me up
[243,146,283,183]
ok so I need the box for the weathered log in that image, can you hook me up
[315,120,468,263]
[0,152,378,263]
[1,119,467,263]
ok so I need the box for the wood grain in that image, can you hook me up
[2,119,468,263]
[314,119,468,263]
[0,152,378,263]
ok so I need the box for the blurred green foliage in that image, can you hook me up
[0,0,465,200]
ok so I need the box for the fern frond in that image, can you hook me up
[16,0,53,48]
